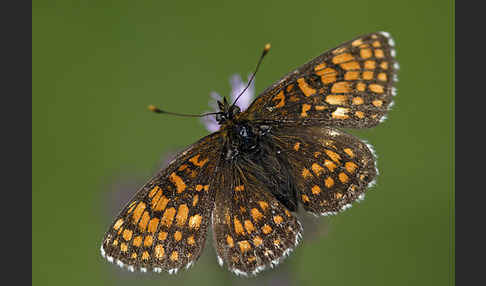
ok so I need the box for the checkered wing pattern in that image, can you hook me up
[269,126,377,215]
[101,133,222,274]
[212,157,303,276]
[242,32,398,128]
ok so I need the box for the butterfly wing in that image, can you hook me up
[269,125,377,215]
[101,132,222,274]
[211,156,303,276]
[241,32,398,128]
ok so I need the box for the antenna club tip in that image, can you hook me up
[148,105,160,112]
[264,43,271,52]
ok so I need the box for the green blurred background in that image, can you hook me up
[33,0,454,285]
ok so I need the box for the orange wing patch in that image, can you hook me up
[169,172,186,193]
[272,90,285,108]
[189,154,208,167]
[318,68,338,84]
[161,207,176,228]
[297,78,316,97]
[175,204,189,226]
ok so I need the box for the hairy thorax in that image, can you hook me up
[220,118,271,161]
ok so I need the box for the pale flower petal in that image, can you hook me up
[230,74,254,111]
[201,115,220,133]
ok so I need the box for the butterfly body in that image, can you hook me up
[221,119,262,157]
[215,96,300,212]
[101,32,398,276]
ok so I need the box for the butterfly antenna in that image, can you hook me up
[231,43,271,107]
[148,105,221,117]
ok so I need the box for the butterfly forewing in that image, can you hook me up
[242,32,398,128]
[101,133,222,273]
[270,126,377,215]
[212,159,302,276]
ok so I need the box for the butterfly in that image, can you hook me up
[100,31,398,277]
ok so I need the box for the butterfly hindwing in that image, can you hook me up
[242,32,398,128]
[101,133,222,274]
[269,126,377,215]
[211,158,302,276]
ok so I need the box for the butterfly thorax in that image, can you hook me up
[214,97,263,158]
[219,118,267,159]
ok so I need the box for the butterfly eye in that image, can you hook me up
[216,113,225,123]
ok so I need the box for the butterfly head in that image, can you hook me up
[215,97,241,124]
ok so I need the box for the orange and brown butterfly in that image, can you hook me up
[100,31,398,276]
